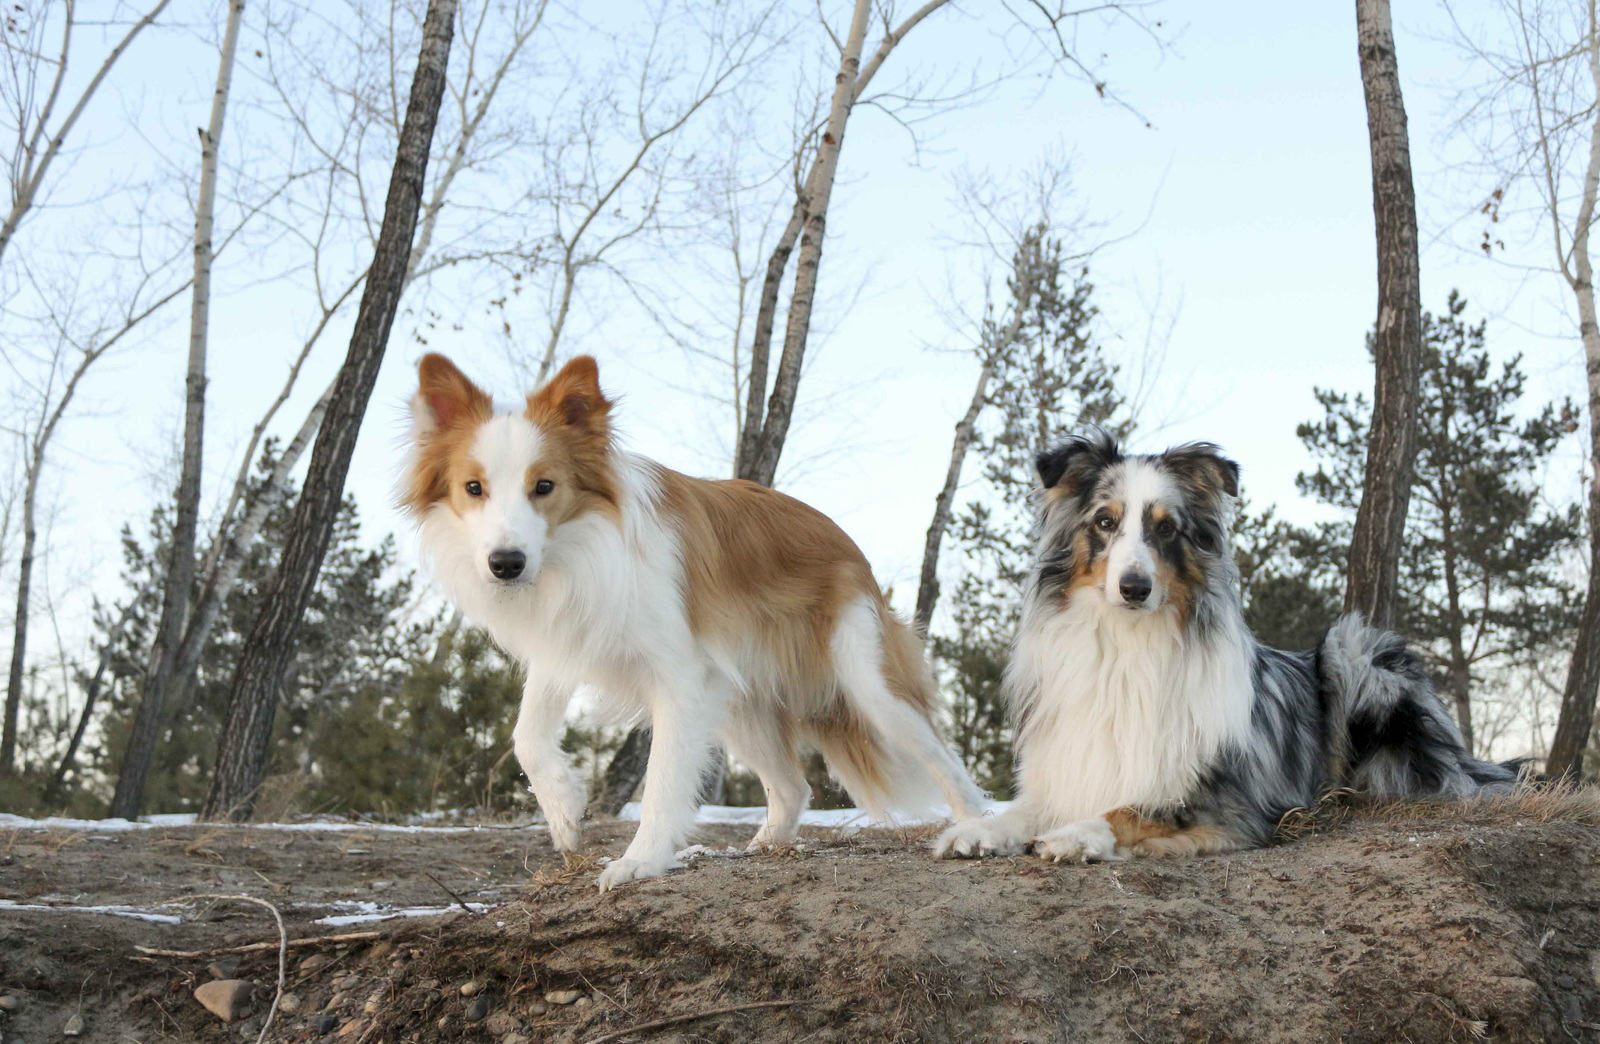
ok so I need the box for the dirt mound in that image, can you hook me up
[2,798,1598,1042]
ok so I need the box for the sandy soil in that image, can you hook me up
[2,798,1598,1043]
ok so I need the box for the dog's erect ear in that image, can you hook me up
[1161,442,1240,500]
[414,354,492,438]
[1036,430,1120,493]
[528,355,613,433]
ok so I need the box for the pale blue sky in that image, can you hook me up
[8,0,1588,647]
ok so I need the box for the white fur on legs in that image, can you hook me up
[512,675,586,853]
[831,597,987,820]
[934,808,1033,858]
[1033,817,1121,863]
[724,718,810,850]
[597,678,720,892]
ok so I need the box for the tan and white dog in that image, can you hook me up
[402,354,983,890]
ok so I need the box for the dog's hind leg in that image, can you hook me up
[724,713,810,850]
[598,668,723,892]
[830,596,986,821]
[512,672,586,853]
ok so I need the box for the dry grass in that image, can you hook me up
[1277,781,1600,842]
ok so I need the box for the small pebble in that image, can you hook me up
[323,992,347,1013]
[367,941,394,961]
[336,1019,366,1039]
[207,959,238,980]
[543,989,581,1006]
[363,993,382,1016]
[574,997,591,1009]
[525,998,548,1017]
[62,1013,84,1037]
[1557,975,1577,989]
[504,1035,530,1044]
[0,996,19,1012]
[298,954,328,974]
[460,980,481,997]
[317,1014,338,1035]
[464,995,490,1023]
[277,993,301,1015]
[435,1015,451,1031]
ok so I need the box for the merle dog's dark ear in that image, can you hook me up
[1036,430,1119,493]
[1162,442,1240,500]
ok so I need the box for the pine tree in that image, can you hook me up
[1296,292,1581,753]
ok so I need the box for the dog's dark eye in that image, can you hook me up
[465,480,483,497]
[1095,515,1117,532]
[533,479,554,496]
[1156,519,1177,539]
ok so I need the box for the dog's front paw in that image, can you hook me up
[934,818,1029,859]
[1033,818,1122,864]
[546,813,583,853]
[595,855,678,892]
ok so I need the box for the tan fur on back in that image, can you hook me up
[655,468,936,805]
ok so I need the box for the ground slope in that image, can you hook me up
[2,797,1598,1043]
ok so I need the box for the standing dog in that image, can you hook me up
[936,431,1516,863]
[404,354,983,890]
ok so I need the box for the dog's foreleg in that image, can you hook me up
[512,673,585,853]
[597,677,718,892]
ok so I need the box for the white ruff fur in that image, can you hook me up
[1010,593,1253,831]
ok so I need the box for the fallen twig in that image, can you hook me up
[158,894,286,1044]
[424,870,479,916]
[134,929,382,959]
[580,1000,799,1043]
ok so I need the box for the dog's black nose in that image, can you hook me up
[487,549,526,580]
[1119,573,1153,605]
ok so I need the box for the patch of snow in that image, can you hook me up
[0,898,183,925]
[314,903,493,926]
[0,812,545,835]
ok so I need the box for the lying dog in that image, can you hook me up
[403,354,983,890]
[936,431,1516,863]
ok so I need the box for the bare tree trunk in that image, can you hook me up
[199,0,459,821]
[0,471,39,776]
[1348,0,1423,632]
[734,198,805,480]
[110,0,245,820]
[914,354,997,636]
[47,593,144,802]
[1546,5,1600,778]
[744,0,872,489]
[598,725,650,815]
[0,0,172,265]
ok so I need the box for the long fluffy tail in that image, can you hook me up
[1319,615,1518,799]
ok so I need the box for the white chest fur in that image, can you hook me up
[1010,597,1254,829]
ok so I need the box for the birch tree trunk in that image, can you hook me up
[744,0,872,488]
[109,0,245,820]
[1348,0,1423,631]
[1545,2,1600,778]
[734,194,805,480]
[735,0,953,487]
[914,360,994,635]
[199,0,459,821]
